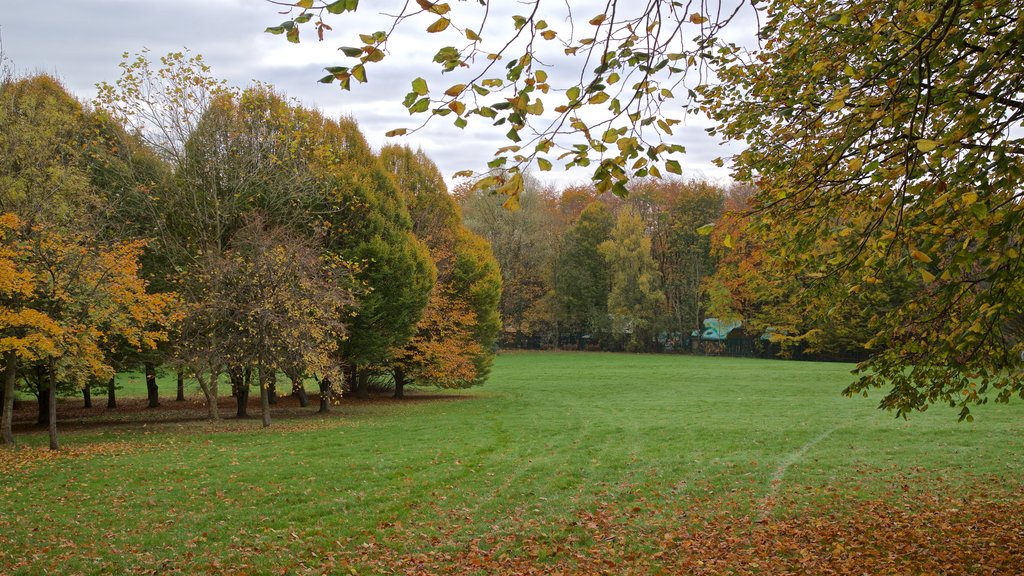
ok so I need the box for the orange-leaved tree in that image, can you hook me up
[0,215,176,449]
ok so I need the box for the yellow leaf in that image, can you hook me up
[919,268,935,283]
[916,139,939,152]
[444,84,466,97]
[910,249,933,264]
[426,18,451,33]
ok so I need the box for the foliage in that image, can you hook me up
[630,179,725,336]
[553,201,614,340]
[0,215,176,445]
[175,217,351,423]
[704,0,1024,418]
[457,178,557,342]
[380,145,501,388]
[600,207,666,350]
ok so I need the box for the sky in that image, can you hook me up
[1,0,754,189]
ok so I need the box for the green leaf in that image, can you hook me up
[537,158,552,171]
[696,223,715,236]
[409,98,430,114]
[665,159,682,175]
[296,0,314,8]
[412,77,429,96]
[340,46,363,57]
[916,139,939,152]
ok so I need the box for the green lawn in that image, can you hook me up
[2,351,1022,574]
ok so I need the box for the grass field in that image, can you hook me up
[2,352,1023,574]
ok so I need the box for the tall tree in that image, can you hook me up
[705,0,1024,418]
[312,123,435,398]
[380,145,501,394]
[553,201,614,347]
[600,208,667,352]
[630,179,725,338]
[458,178,558,345]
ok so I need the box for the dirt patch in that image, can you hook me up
[6,389,475,437]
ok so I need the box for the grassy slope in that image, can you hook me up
[1,351,1022,574]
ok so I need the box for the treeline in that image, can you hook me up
[457,175,917,361]
[0,52,501,449]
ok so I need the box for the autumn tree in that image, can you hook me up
[629,179,725,338]
[458,177,558,346]
[553,201,614,347]
[175,217,350,426]
[310,122,435,399]
[379,145,502,395]
[0,75,175,447]
[600,207,666,352]
[0,215,174,449]
[703,0,1024,418]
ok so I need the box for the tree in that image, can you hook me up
[704,0,1024,418]
[174,217,350,426]
[379,145,502,395]
[627,179,725,339]
[600,208,666,352]
[553,201,614,347]
[0,74,175,448]
[458,178,558,345]
[0,215,175,449]
[311,123,435,399]
[378,145,501,391]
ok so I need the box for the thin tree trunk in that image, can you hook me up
[106,376,117,409]
[267,370,277,405]
[145,362,159,408]
[393,367,406,399]
[232,366,249,419]
[82,385,92,409]
[36,366,48,427]
[292,375,309,408]
[47,361,58,451]
[198,371,219,421]
[354,369,369,400]
[318,377,331,414]
[176,370,185,402]
[259,366,271,428]
[2,351,16,445]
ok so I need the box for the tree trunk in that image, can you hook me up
[318,377,331,414]
[292,376,309,408]
[267,370,278,405]
[259,366,271,428]
[231,366,248,419]
[199,371,219,421]
[36,366,49,427]
[393,367,406,399]
[145,362,159,408]
[176,370,185,402]
[354,368,369,400]
[47,361,59,451]
[2,351,16,445]
[106,376,117,409]
[82,385,92,409]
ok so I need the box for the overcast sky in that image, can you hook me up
[1,0,753,189]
